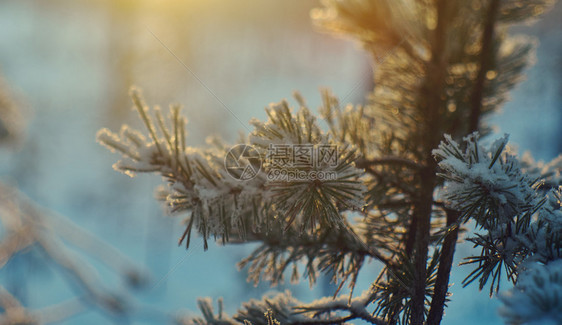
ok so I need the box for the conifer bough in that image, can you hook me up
[99,0,561,324]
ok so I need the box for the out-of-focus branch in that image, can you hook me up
[0,285,37,325]
[44,207,147,287]
[0,286,89,325]
[0,232,34,268]
[0,182,151,322]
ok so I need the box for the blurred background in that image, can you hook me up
[0,0,560,324]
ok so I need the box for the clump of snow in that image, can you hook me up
[433,133,538,227]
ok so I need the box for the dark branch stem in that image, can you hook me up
[426,2,500,324]
[469,0,500,133]
[411,0,450,322]
[411,167,438,325]
[427,209,460,325]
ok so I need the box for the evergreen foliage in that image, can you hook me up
[99,0,561,324]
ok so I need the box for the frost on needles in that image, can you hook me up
[97,0,562,323]
[98,89,562,324]
[434,133,562,318]
[97,89,386,324]
[97,88,367,251]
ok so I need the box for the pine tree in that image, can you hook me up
[98,0,561,324]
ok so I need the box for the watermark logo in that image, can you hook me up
[224,144,261,180]
[266,144,338,181]
[267,144,338,168]
[266,169,337,182]
[225,144,339,182]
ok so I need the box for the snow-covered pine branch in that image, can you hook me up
[434,133,562,295]
[97,89,370,282]
[433,132,540,228]
[499,259,562,325]
[96,0,561,323]
[98,89,365,246]
[179,290,390,325]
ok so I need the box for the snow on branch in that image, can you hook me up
[98,89,366,246]
[98,89,369,289]
[433,132,539,228]
[499,259,562,325]
[434,133,562,295]
[178,290,390,325]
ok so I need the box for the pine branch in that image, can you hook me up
[0,289,86,325]
[372,250,441,324]
[180,291,390,325]
[434,134,562,296]
[319,89,373,156]
[294,290,389,325]
[99,90,374,289]
[0,187,183,325]
[238,222,391,295]
[97,1,561,323]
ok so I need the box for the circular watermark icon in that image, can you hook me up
[224,144,262,180]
